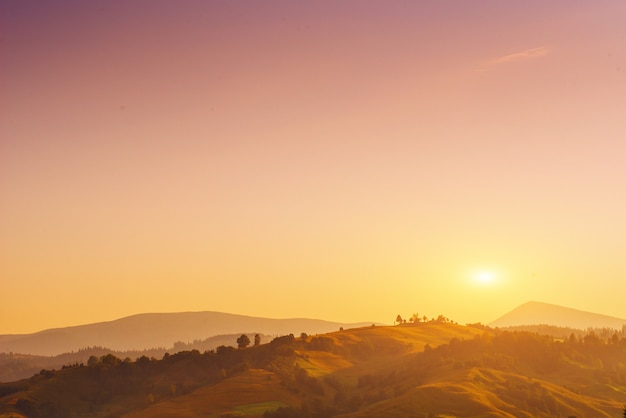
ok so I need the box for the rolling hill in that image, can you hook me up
[3,320,626,417]
[0,312,375,356]
[489,301,626,330]
[0,321,487,417]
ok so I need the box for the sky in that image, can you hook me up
[2,0,626,334]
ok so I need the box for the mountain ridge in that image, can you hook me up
[490,301,626,330]
[0,311,377,356]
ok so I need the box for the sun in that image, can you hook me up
[475,271,496,285]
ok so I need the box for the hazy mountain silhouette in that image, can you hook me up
[490,301,626,330]
[0,311,375,356]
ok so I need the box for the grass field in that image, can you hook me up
[230,401,288,416]
[122,369,301,418]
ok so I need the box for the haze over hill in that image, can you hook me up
[490,301,626,330]
[0,311,375,356]
[3,321,626,417]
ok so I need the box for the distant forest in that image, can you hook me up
[0,333,271,383]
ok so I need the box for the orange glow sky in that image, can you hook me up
[2,1,626,334]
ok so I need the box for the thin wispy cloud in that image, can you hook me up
[475,46,550,72]
[488,46,550,66]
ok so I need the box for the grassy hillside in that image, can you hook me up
[337,330,625,417]
[123,369,300,418]
[2,322,626,417]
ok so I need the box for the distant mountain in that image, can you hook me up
[0,311,376,356]
[490,301,626,330]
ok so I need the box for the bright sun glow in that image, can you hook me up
[475,271,496,285]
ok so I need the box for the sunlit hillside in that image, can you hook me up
[126,322,486,418]
[0,322,483,417]
[3,321,626,417]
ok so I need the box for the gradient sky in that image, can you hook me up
[2,1,626,334]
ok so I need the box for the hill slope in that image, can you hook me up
[2,322,626,417]
[489,301,626,330]
[0,322,484,417]
[0,312,375,356]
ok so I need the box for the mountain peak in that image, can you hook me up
[489,301,626,330]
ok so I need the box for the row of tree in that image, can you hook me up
[394,313,452,325]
